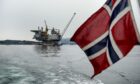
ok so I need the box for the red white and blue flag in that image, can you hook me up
[71,0,140,77]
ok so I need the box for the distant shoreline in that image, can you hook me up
[0,39,75,45]
[0,40,39,45]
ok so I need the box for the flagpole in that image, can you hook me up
[128,0,140,43]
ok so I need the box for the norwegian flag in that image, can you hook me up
[71,0,140,77]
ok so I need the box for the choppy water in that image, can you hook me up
[0,45,140,84]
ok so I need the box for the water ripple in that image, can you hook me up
[0,64,98,84]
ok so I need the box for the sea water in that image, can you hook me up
[0,45,140,84]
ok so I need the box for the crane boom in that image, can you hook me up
[61,13,76,38]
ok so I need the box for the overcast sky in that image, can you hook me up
[0,0,140,40]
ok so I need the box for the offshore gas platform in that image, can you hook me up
[31,13,76,45]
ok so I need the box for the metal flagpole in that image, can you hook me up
[129,0,140,43]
